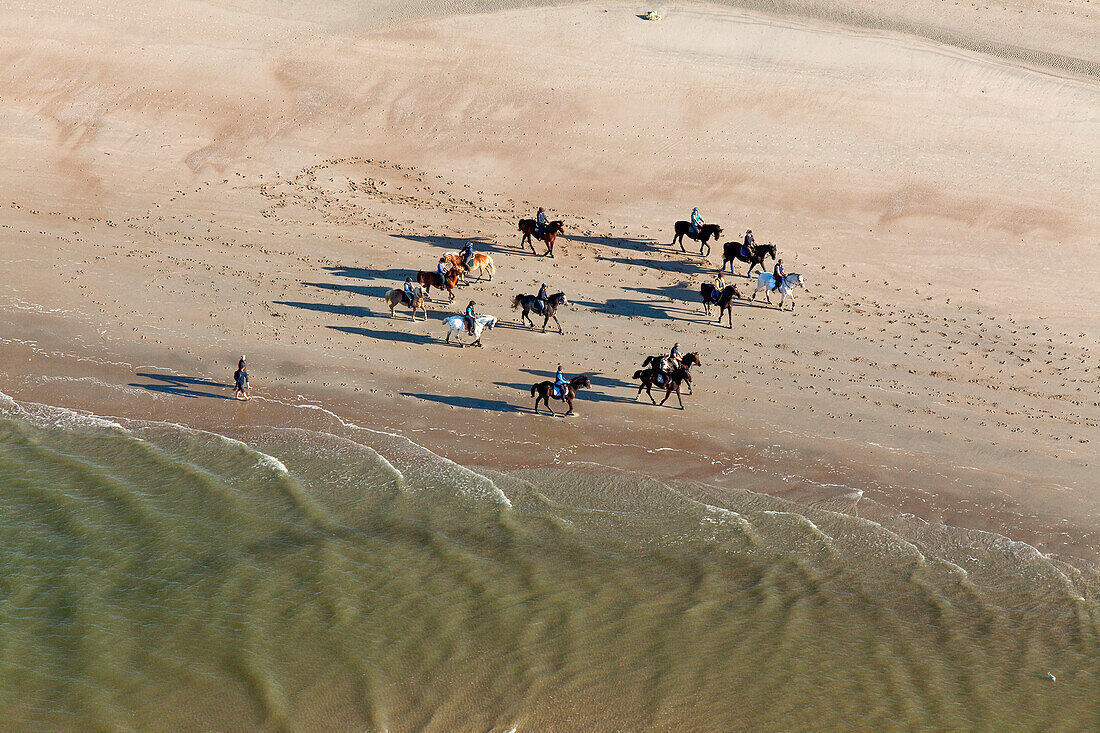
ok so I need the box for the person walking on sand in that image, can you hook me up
[234,356,251,401]
[436,257,448,287]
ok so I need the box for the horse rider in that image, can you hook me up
[689,207,703,235]
[536,207,548,237]
[713,271,726,302]
[554,364,568,399]
[537,282,549,313]
[660,343,681,375]
[460,240,475,268]
[436,256,448,286]
[741,229,755,259]
[772,258,786,291]
[464,300,477,335]
[403,277,418,304]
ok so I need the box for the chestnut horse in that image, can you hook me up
[671,222,723,256]
[518,219,564,257]
[443,252,496,281]
[416,266,464,302]
[531,374,591,416]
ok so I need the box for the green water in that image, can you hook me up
[1,395,1098,731]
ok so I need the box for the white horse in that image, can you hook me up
[442,313,498,347]
[750,272,804,310]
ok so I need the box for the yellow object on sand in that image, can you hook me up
[642,11,661,21]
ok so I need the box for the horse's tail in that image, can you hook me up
[530,383,538,397]
[633,369,645,381]
[512,295,522,310]
[485,257,495,275]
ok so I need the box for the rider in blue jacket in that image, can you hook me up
[689,208,703,235]
[536,208,548,236]
[554,365,568,399]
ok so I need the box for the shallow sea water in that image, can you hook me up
[0,392,1097,731]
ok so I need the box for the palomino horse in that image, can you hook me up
[750,272,805,310]
[383,287,427,321]
[416,266,464,303]
[671,222,723,256]
[722,242,776,277]
[441,314,497,347]
[512,292,568,333]
[518,219,564,257]
[531,374,591,416]
[700,284,743,327]
[632,365,692,409]
[443,252,496,281]
[640,352,702,395]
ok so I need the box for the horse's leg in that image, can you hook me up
[676,387,684,409]
[646,383,656,405]
[565,395,575,416]
[552,314,562,334]
[541,312,549,332]
[445,331,451,344]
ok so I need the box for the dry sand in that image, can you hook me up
[1,1,1098,562]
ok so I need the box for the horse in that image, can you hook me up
[531,374,591,416]
[512,292,568,333]
[632,365,692,409]
[518,219,564,257]
[750,272,805,310]
[441,314,497,347]
[640,352,702,395]
[443,252,496,281]
[722,242,776,277]
[416,266,464,302]
[700,284,742,317]
[671,222,723,257]
[383,287,427,321]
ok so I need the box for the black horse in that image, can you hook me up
[722,242,776,277]
[632,365,692,409]
[671,222,723,256]
[518,219,564,257]
[700,284,742,316]
[700,284,743,327]
[512,292,568,333]
[640,352,702,395]
[532,374,591,416]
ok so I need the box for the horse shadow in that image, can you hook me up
[401,392,525,413]
[323,266,421,283]
[598,254,715,278]
[328,325,435,345]
[130,372,233,400]
[303,281,385,298]
[274,300,374,318]
[563,234,658,255]
[518,368,634,391]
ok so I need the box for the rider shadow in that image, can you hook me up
[401,392,526,413]
[328,325,435,345]
[129,372,233,400]
[274,300,375,318]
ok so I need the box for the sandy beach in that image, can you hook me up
[1,0,1099,727]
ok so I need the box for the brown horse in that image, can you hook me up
[531,374,591,416]
[518,219,564,257]
[700,284,743,327]
[632,365,692,409]
[671,222,723,256]
[383,287,427,321]
[444,252,496,281]
[416,266,464,302]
